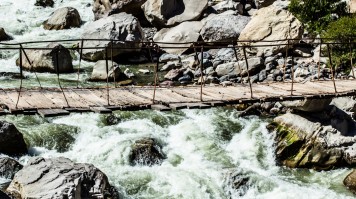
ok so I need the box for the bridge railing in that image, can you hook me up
[0,37,355,108]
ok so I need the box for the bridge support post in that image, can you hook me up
[350,39,355,78]
[200,45,204,102]
[232,42,243,84]
[318,39,322,81]
[291,52,294,96]
[105,46,110,106]
[152,45,159,104]
[283,39,289,82]
[327,44,337,93]
[16,45,23,109]
[242,46,253,98]
[77,39,84,88]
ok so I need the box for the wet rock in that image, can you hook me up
[0,157,23,180]
[35,0,54,7]
[164,69,183,81]
[153,21,203,55]
[105,114,121,126]
[344,170,356,194]
[43,7,81,30]
[6,157,117,198]
[91,60,121,81]
[93,0,146,21]
[142,0,208,27]
[281,98,332,112]
[273,108,356,170]
[238,103,262,117]
[223,170,250,197]
[0,121,27,156]
[129,138,165,166]
[239,6,303,56]
[0,27,11,41]
[16,43,73,73]
[200,13,250,43]
[81,13,144,61]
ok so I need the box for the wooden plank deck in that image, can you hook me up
[1,79,356,117]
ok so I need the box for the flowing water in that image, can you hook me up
[0,0,355,198]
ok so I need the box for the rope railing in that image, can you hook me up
[2,37,355,108]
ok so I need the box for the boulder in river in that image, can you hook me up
[91,60,121,81]
[34,0,54,7]
[43,7,81,30]
[0,121,27,156]
[93,0,147,22]
[0,157,23,180]
[153,21,203,55]
[129,138,165,166]
[0,27,11,41]
[272,106,356,170]
[16,43,73,73]
[142,0,208,28]
[81,13,144,62]
[6,157,118,198]
[215,57,264,77]
[239,5,303,56]
[344,169,356,194]
[223,170,251,197]
[200,13,250,43]
[281,98,332,112]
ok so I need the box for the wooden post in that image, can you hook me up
[152,45,159,104]
[16,46,23,109]
[327,44,337,93]
[232,43,243,84]
[77,39,84,88]
[317,39,322,81]
[110,40,117,88]
[350,39,355,78]
[56,49,70,107]
[291,52,294,95]
[283,39,289,82]
[242,46,253,98]
[105,46,110,106]
[200,45,204,102]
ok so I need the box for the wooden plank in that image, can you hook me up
[151,104,171,111]
[38,109,70,117]
[90,106,112,114]
[169,103,188,110]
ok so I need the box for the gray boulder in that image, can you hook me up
[6,157,117,198]
[200,13,250,43]
[93,0,146,20]
[153,21,203,55]
[0,121,27,156]
[142,0,208,28]
[281,98,332,112]
[16,43,73,73]
[0,157,23,180]
[0,28,11,41]
[344,170,356,194]
[129,138,165,166]
[35,0,54,7]
[239,6,303,56]
[91,60,121,81]
[164,69,183,81]
[214,48,237,62]
[212,0,238,13]
[43,7,81,30]
[215,57,263,77]
[81,13,144,61]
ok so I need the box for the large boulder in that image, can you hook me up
[43,7,81,30]
[0,28,11,41]
[91,60,121,81]
[129,138,165,166]
[93,0,147,21]
[153,21,203,55]
[142,0,208,28]
[0,121,27,156]
[272,107,356,170]
[238,5,303,56]
[215,57,264,77]
[0,157,23,180]
[200,13,250,43]
[16,43,73,73]
[344,169,356,194]
[281,98,332,112]
[6,157,118,198]
[35,0,54,7]
[81,13,144,62]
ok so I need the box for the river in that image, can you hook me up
[0,0,354,198]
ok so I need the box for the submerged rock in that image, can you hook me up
[34,0,54,7]
[16,43,73,73]
[6,157,118,198]
[272,107,356,170]
[43,7,81,30]
[344,170,356,194]
[129,138,165,166]
[223,170,251,197]
[0,121,27,156]
[0,157,23,180]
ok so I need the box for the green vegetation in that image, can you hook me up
[288,0,348,34]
